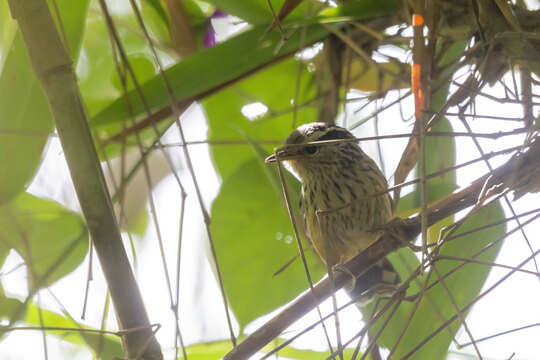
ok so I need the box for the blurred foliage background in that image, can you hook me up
[1,0,540,359]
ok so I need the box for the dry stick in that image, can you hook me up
[351,298,383,360]
[442,205,540,242]
[423,110,526,121]
[411,17,431,345]
[222,136,540,360]
[317,210,344,360]
[274,154,335,355]
[121,2,192,356]
[100,0,192,352]
[6,4,160,356]
[423,212,540,297]
[15,216,49,360]
[98,0,176,311]
[260,298,359,359]
[405,209,540,351]
[349,295,402,359]
[457,109,540,280]
[100,0,180,290]
[357,299,403,360]
[2,326,122,336]
[402,248,540,359]
[291,7,308,130]
[153,129,527,151]
[107,37,138,267]
[283,0,336,354]
[128,0,238,347]
[387,266,435,358]
[174,194,188,360]
[429,262,483,359]
[434,255,540,277]
[459,322,540,348]
[265,0,286,41]
[521,67,535,140]
[350,90,412,129]
[7,233,86,326]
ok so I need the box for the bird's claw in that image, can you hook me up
[332,264,356,291]
[383,217,422,252]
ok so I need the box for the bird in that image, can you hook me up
[265,122,400,303]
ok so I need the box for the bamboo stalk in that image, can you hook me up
[7,1,162,358]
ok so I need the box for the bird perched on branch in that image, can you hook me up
[265,122,400,303]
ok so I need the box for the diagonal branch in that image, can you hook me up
[223,136,540,360]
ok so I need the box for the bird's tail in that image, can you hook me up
[346,257,400,306]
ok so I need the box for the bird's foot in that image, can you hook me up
[382,217,422,252]
[332,263,356,292]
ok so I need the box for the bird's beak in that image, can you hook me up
[265,149,291,164]
[265,154,277,163]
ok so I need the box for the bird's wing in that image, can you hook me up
[298,195,312,246]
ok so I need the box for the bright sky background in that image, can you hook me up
[1,6,540,360]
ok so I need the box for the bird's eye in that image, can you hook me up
[304,146,318,155]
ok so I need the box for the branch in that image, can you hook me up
[223,136,540,360]
[7,1,162,359]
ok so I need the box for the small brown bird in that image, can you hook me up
[266,122,399,302]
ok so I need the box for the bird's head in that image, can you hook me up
[265,122,357,179]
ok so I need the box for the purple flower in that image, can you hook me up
[204,26,216,47]
[211,10,228,19]
[204,9,228,48]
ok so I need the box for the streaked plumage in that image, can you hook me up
[266,122,399,300]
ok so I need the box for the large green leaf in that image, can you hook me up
[0,295,123,358]
[0,0,17,72]
[366,201,505,359]
[204,57,317,179]
[89,0,400,133]
[211,157,325,329]
[176,338,361,359]
[0,0,89,204]
[24,302,123,358]
[79,11,157,118]
[0,193,88,288]
[90,23,330,130]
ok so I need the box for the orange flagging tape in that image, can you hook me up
[412,13,424,27]
[412,62,424,118]
[412,14,425,118]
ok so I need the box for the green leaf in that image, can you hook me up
[0,193,88,288]
[211,157,325,329]
[203,0,313,24]
[90,23,330,130]
[24,302,123,358]
[365,201,505,359]
[204,57,317,179]
[0,0,90,204]
[0,294,122,357]
[142,0,170,28]
[79,11,155,117]
[261,338,360,360]
[110,53,157,93]
[79,10,172,159]
[175,338,362,360]
[0,0,17,72]
[89,0,401,133]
